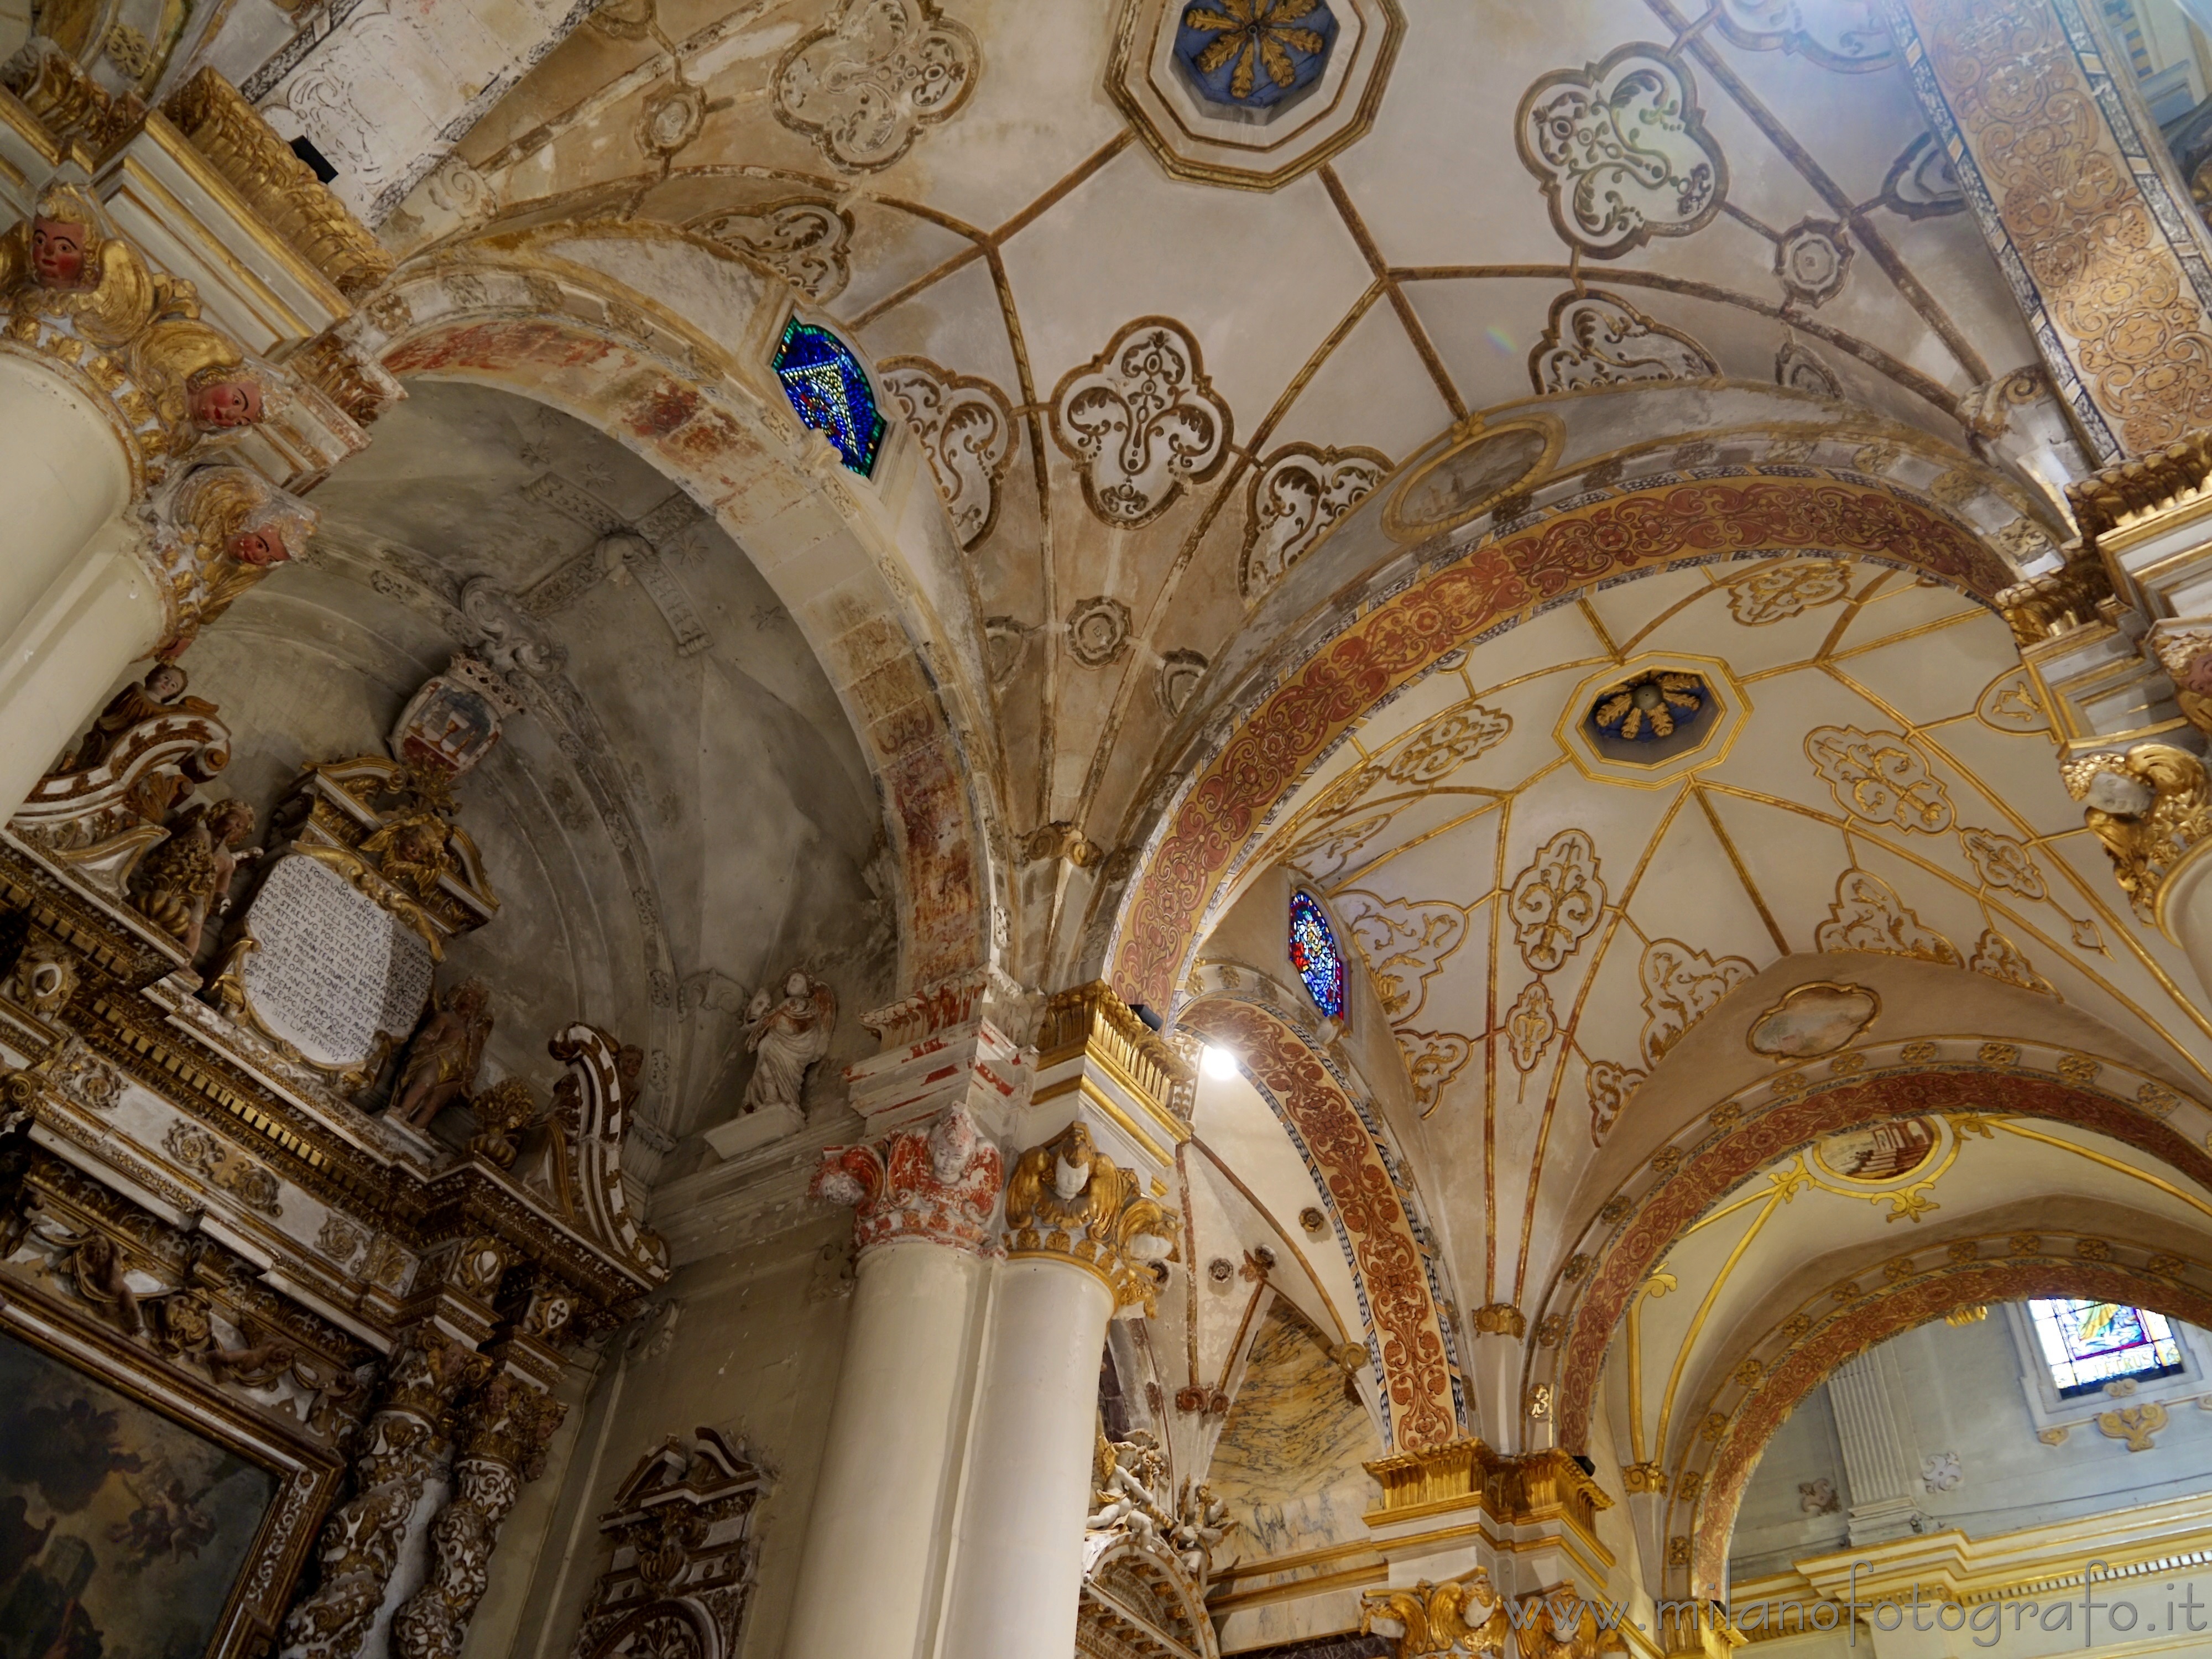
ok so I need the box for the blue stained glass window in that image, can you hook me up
[2027,1298,2184,1397]
[1288,891,1346,1022]
[773,318,886,478]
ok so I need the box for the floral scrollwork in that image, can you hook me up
[1530,288,1717,391]
[1508,830,1606,972]
[1517,46,1726,257]
[1807,726,1953,832]
[1051,317,1232,528]
[878,357,1014,547]
[772,0,979,171]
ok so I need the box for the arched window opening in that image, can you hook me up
[773,318,887,478]
[2027,1298,2184,1397]
[1288,890,1345,1022]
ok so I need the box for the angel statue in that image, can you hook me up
[389,978,493,1133]
[740,971,836,1115]
[0,182,157,346]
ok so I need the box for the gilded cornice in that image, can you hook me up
[2068,431,2212,544]
[1363,1437,1614,1538]
[161,70,394,300]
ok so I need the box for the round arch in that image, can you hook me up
[1177,984,1464,1452]
[1678,1246,2212,1595]
[353,228,1008,1001]
[1542,1061,2212,1454]
[1102,393,2052,1015]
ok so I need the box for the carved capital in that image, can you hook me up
[144,462,317,653]
[1360,1571,1509,1659]
[810,1105,1004,1255]
[0,185,276,487]
[2060,743,2212,924]
[2069,432,2212,541]
[1621,1459,1669,1495]
[1003,1120,1177,1310]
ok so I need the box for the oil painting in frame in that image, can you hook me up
[0,1276,341,1659]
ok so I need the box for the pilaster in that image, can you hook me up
[1825,1348,1927,1547]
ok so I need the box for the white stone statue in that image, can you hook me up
[740,971,836,1115]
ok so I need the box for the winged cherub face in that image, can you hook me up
[228,528,290,567]
[189,378,263,429]
[30,218,88,287]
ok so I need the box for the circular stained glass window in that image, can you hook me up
[1288,890,1346,1021]
[1176,0,1339,114]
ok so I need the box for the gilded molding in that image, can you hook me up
[2059,744,2212,926]
[162,70,395,299]
[1363,1436,1614,1533]
[1003,1121,1177,1311]
[1037,979,1196,1123]
[3,37,146,156]
[2069,431,2212,541]
[1360,1571,1509,1658]
[1888,0,2212,461]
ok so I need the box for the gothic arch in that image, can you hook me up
[357,233,1008,998]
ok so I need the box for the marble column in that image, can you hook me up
[1825,1348,1924,1546]
[937,1121,1175,1659]
[784,1107,1003,1659]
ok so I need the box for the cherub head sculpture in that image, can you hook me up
[185,360,269,430]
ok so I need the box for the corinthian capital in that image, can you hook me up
[811,1105,1004,1255]
[1004,1120,1177,1311]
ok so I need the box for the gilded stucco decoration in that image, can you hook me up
[1113,474,2016,1009]
[1004,1121,1177,1311]
[1516,45,1727,258]
[879,357,1016,548]
[1528,289,1718,392]
[1052,317,1233,528]
[1337,891,1467,1020]
[1241,443,1392,599]
[1725,558,1852,624]
[1637,940,1753,1067]
[1716,0,1892,66]
[1508,830,1605,974]
[2062,745,2212,925]
[1507,979,1557,1074]
[1399,1029,1475,1114]
[1587,1060,1645,1145]
[1891,0,2212,460]
[692,200,854,302]
[1968,928,2055,996]
[1360,1572,1509,1657]
[773,0,981,171]
[1806,727,1954,832]
[1105,0,1405,190]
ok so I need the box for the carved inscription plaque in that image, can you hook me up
[238,855,433,1071]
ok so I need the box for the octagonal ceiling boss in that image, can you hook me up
[1110,0,1405,189]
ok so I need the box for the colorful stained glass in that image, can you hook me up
[1288,890,1346,1021]
[2027,1298,2183,1396]
[773,318,886,477]
[1176,0,1338,112]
